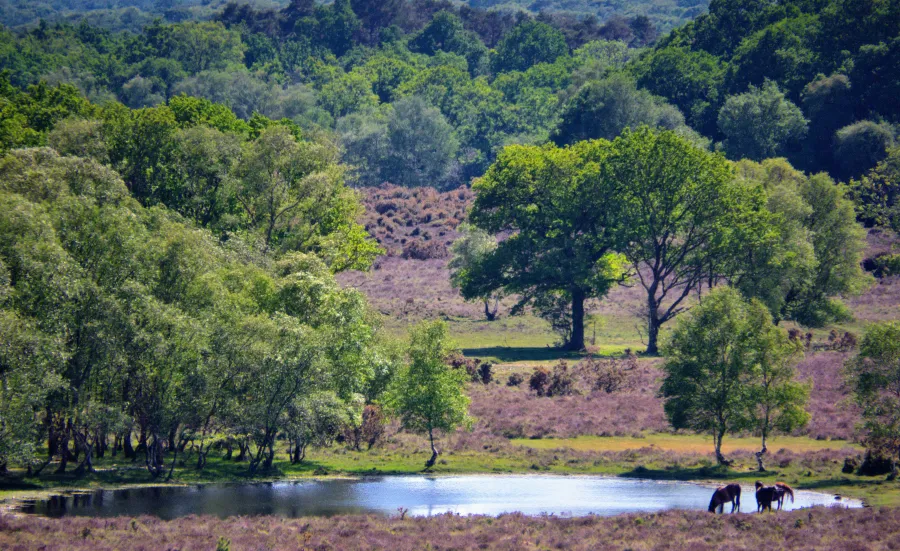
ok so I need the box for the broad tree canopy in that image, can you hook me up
[460,140,627,350]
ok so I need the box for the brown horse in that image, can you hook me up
[708,483,742,513]
[756,481,791,512]
[773,482,795,510]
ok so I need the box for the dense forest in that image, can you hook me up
[0,0,704,35]
[0,0,899,478]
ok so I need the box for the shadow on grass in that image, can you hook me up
[1,456,346,493]
[619,465,775,482]
[461,346,591,363]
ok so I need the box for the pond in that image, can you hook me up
[18,475,861,519]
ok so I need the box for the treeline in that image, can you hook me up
[0,0,659,189]
[0,76,402,475]
[2,0,896,201]
[0,0,249,32]
[631,0,899,177]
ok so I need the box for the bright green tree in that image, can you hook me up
[385,320,470,469]
[609,127,766,355]
[743,304,809,471]
[735,159,870,327]
[461,140,627,350]
[661,287,783,465]
[847,322,900,471]
[449,223,500,321]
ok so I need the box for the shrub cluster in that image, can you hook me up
[579,354,638,394]
[528,362,576,397]
[447,354,493,384]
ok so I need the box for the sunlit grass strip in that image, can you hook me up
[511,434,863,454]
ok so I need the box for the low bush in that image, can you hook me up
[447,354,493,384]
[579,354,638,394]
[530,362,577,397]
[868,253,900,277]
[506,373,524,387]
[401,239,448,260]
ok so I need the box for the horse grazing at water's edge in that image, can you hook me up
[708,483,742,513]
[755,481,796,512]
[773,482,795,510]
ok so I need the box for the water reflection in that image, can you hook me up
[19,476,862,520]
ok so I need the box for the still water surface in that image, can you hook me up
[19,475,861,519]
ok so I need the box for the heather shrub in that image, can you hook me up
[858,450,895,476]
[547,361,576,397]
[527,361,577,397]
[579,354,637,393]
[506,373,524,387]
[477,362,493,385]
[401,239,448,260]
[375,201,398,214]
[529,367,551,396]
[447,354,492,384]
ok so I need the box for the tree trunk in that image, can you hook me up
[483,298,498,321]
[292,439,306,464]
[424,428,438,470]
[755,431,768,472]
[646,294,661,356]
[166,445,178,481]
[55,428,70,474]
[568,289,586,351]
[123,430,135,460]
[714,429,730,466]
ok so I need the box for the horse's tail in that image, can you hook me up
[778,482,795,503]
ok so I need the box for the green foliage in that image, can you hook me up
[853,147,900,231]
[735,158,870,326]
[742,303,809,470]
[0,134,386,472]
[717,80,808,161]
[833,121,896,181]
[553,74,694,145]
[409,11,488,76]
[385,321,470,468]
[449,224,501,321]
[464,140,628,350]
[630,45,725,135]
[605,127,762,354]
[492,20,569,74]
[661,287,807,465]
[847,322,900,465]
[379,96,459,189]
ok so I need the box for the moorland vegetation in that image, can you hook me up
[0,1,899,545]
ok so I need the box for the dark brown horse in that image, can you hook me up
[773,482,795,510]
[756,481,796,512]
[708,483,742,513]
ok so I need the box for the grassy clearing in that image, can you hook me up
[511,434,863,454]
